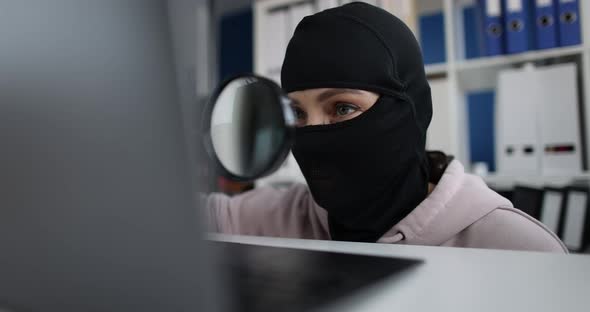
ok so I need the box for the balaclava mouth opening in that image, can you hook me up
[281,2,433,242]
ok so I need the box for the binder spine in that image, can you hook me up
[504,0,537,54]
[558,0,582,46]
[535,0,559,49]
[479,0,506,56]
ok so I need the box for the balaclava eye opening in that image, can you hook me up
[281,2,433,242]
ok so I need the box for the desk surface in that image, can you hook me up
[210,234,590,312]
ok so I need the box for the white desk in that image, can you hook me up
[210,234,590,312]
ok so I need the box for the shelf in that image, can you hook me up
[452,45,587,90]
[482,172,590,189]
[456,45,586,72]
[425,63,447,76]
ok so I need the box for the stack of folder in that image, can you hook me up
[508,184,590,252]
[465,0,582,59]
[419,10,446,65]
[467,90,496,172]
[495,63,583,176]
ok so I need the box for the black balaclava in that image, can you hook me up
[281,2,433,242]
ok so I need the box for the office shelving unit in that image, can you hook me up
[254,0,590,188]
[439,0,590,189]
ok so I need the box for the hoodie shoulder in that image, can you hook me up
[390,161,511,245]
[388,160,567,253]
[448,206,568,253]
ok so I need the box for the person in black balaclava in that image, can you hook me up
[281,2,432,242]
[206,2,567,252]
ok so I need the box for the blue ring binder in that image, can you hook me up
[557,0,582,46]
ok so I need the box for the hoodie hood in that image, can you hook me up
[207,159,566,252]
[378,160,513,245]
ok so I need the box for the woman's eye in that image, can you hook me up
[335,103,359,116]
[292,106,306,120]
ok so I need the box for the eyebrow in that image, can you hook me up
[317,89,364,102]
[290,98,301,106]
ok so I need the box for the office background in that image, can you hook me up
[178,0,590,252]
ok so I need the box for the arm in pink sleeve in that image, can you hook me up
[205,184,329,239]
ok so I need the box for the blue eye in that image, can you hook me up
[335,103,359,116]
[292,106,307,125]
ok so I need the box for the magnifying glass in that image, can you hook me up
[202,75,296,181]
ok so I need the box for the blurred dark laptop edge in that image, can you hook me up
[0,1,226,311]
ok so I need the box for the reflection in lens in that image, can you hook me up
[210,78,284,177]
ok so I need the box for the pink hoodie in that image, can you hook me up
[206,160,567,253]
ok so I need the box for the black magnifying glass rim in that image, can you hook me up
[201,73,295,182]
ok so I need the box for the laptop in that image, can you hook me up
[0,1,420,311]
